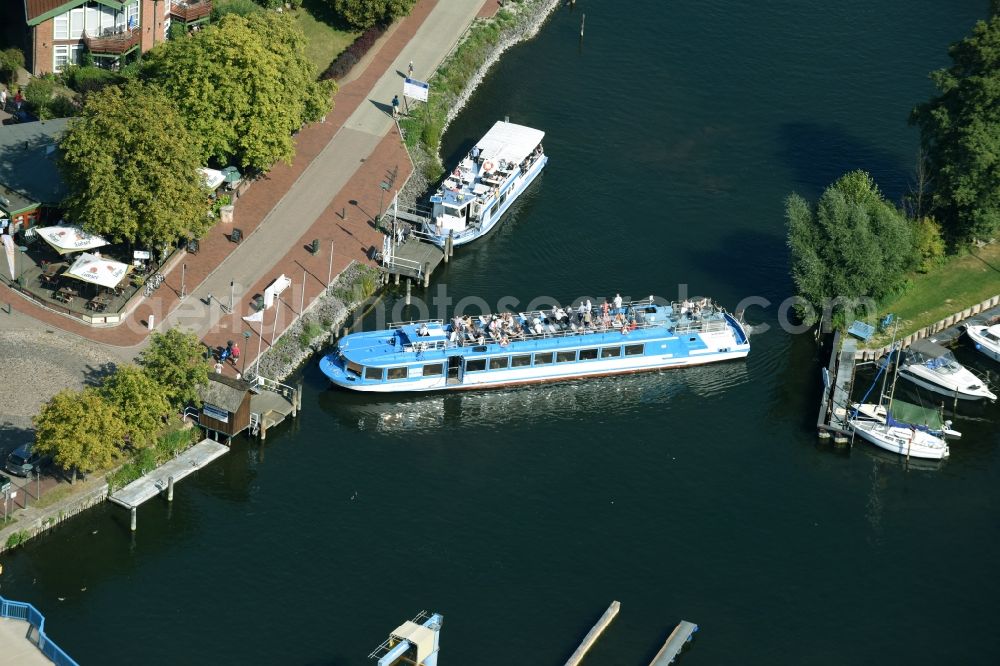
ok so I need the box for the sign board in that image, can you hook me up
[263,273,292,309]
[403,77,429,102]
[202,403,230,424]
[133,250,151,260]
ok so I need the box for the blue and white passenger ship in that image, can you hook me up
[319,297,750,392]
[423,120,546,247]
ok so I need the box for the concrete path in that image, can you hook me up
[0,618,51,666]
[160,0,485,337]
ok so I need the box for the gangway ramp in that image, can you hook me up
[649,620,698,665]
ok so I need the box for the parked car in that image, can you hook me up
[5,444,51,477]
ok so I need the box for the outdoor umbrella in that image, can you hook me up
[65,252,132,289]
[36,225,108,256]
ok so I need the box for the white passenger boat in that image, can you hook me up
[423,120,546,248]
[965,323,1000,362]
[319,297,750,392]
[897,339,996,401]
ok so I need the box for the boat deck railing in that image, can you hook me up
[389,303,735,354]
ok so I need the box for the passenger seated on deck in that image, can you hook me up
[418,323,430,336]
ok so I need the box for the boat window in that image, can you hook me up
[489,203,500,218]
[556,351,576,363]
[489,356,509,370]
[364,366,383,381]
[466,359,487,372]
[347,361,363,376]
[511,354,532,367]
[534,352,554,365]
[387,367,407,380]
[600,347,621,358]
[422,363,443,376]
[624,344,645,356]
[579,348,599,360]
[498,191,507,205]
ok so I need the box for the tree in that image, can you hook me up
[0,48,25,86]
[33,388,126,482]
[144,12,334,171]
[787,171,915,318]
[22,77,55,117]
[101,365,171,449]
[59,81,211,247]
[138,328,210,409]
[912,16,1000,242]
[331,0,416,30]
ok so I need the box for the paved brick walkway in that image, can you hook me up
[0,0,490,356]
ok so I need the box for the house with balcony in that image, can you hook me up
[21,0,211,75]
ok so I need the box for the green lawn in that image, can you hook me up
[868,243,1000,345]
[289,6,358,76]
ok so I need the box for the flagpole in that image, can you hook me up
[255,320,263,376]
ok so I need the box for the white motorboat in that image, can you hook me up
[965,323,1000,363]
[897,339,996,401]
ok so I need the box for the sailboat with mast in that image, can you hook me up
[848,326,952,460]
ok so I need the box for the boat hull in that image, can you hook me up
[966,325,1000,362]
[320,348,749,393]
[850,419,950,460]
[897,366,995,401]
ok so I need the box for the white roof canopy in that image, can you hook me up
[36,225,108,255]
[476,121,545,166]
[199,167,225,190]
[66,252,132,288]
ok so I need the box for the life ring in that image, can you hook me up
[482,160,495,173]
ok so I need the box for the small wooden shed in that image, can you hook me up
[198,374,253,438]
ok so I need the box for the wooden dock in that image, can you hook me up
[649,621,699,665]
[249,386,297,440]
[564,601,620,666]
[380,209,446,287]
[817,330,857,444]
[110,438,229,530]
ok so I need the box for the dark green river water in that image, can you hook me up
[3,1,998,664]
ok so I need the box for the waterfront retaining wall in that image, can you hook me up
[854,294,1000,360]
[0,482,108,555]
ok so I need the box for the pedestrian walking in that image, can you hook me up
[408,60,414,78]
[0,88,7,112]
[14,90,23,112]
[391,94,400,119]
[231,342,240,365]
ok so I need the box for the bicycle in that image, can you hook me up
[143,272,165,297]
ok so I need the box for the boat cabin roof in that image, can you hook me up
[478,121,545,165]
[908,339,952,359]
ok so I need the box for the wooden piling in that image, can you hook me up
[580,13,585,37]
[444,234,452,262]
[296,382,304,411]
[394,272,400,286]
[260,420,267,441]
[564,601,620,666]
[167,476,174,502]
[130,506,137,531]
[405,279,411,305]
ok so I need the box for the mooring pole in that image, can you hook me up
[167,476,174,502]
[130,506,137,532]
[405,279,411,305]
[580,13,585,38]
